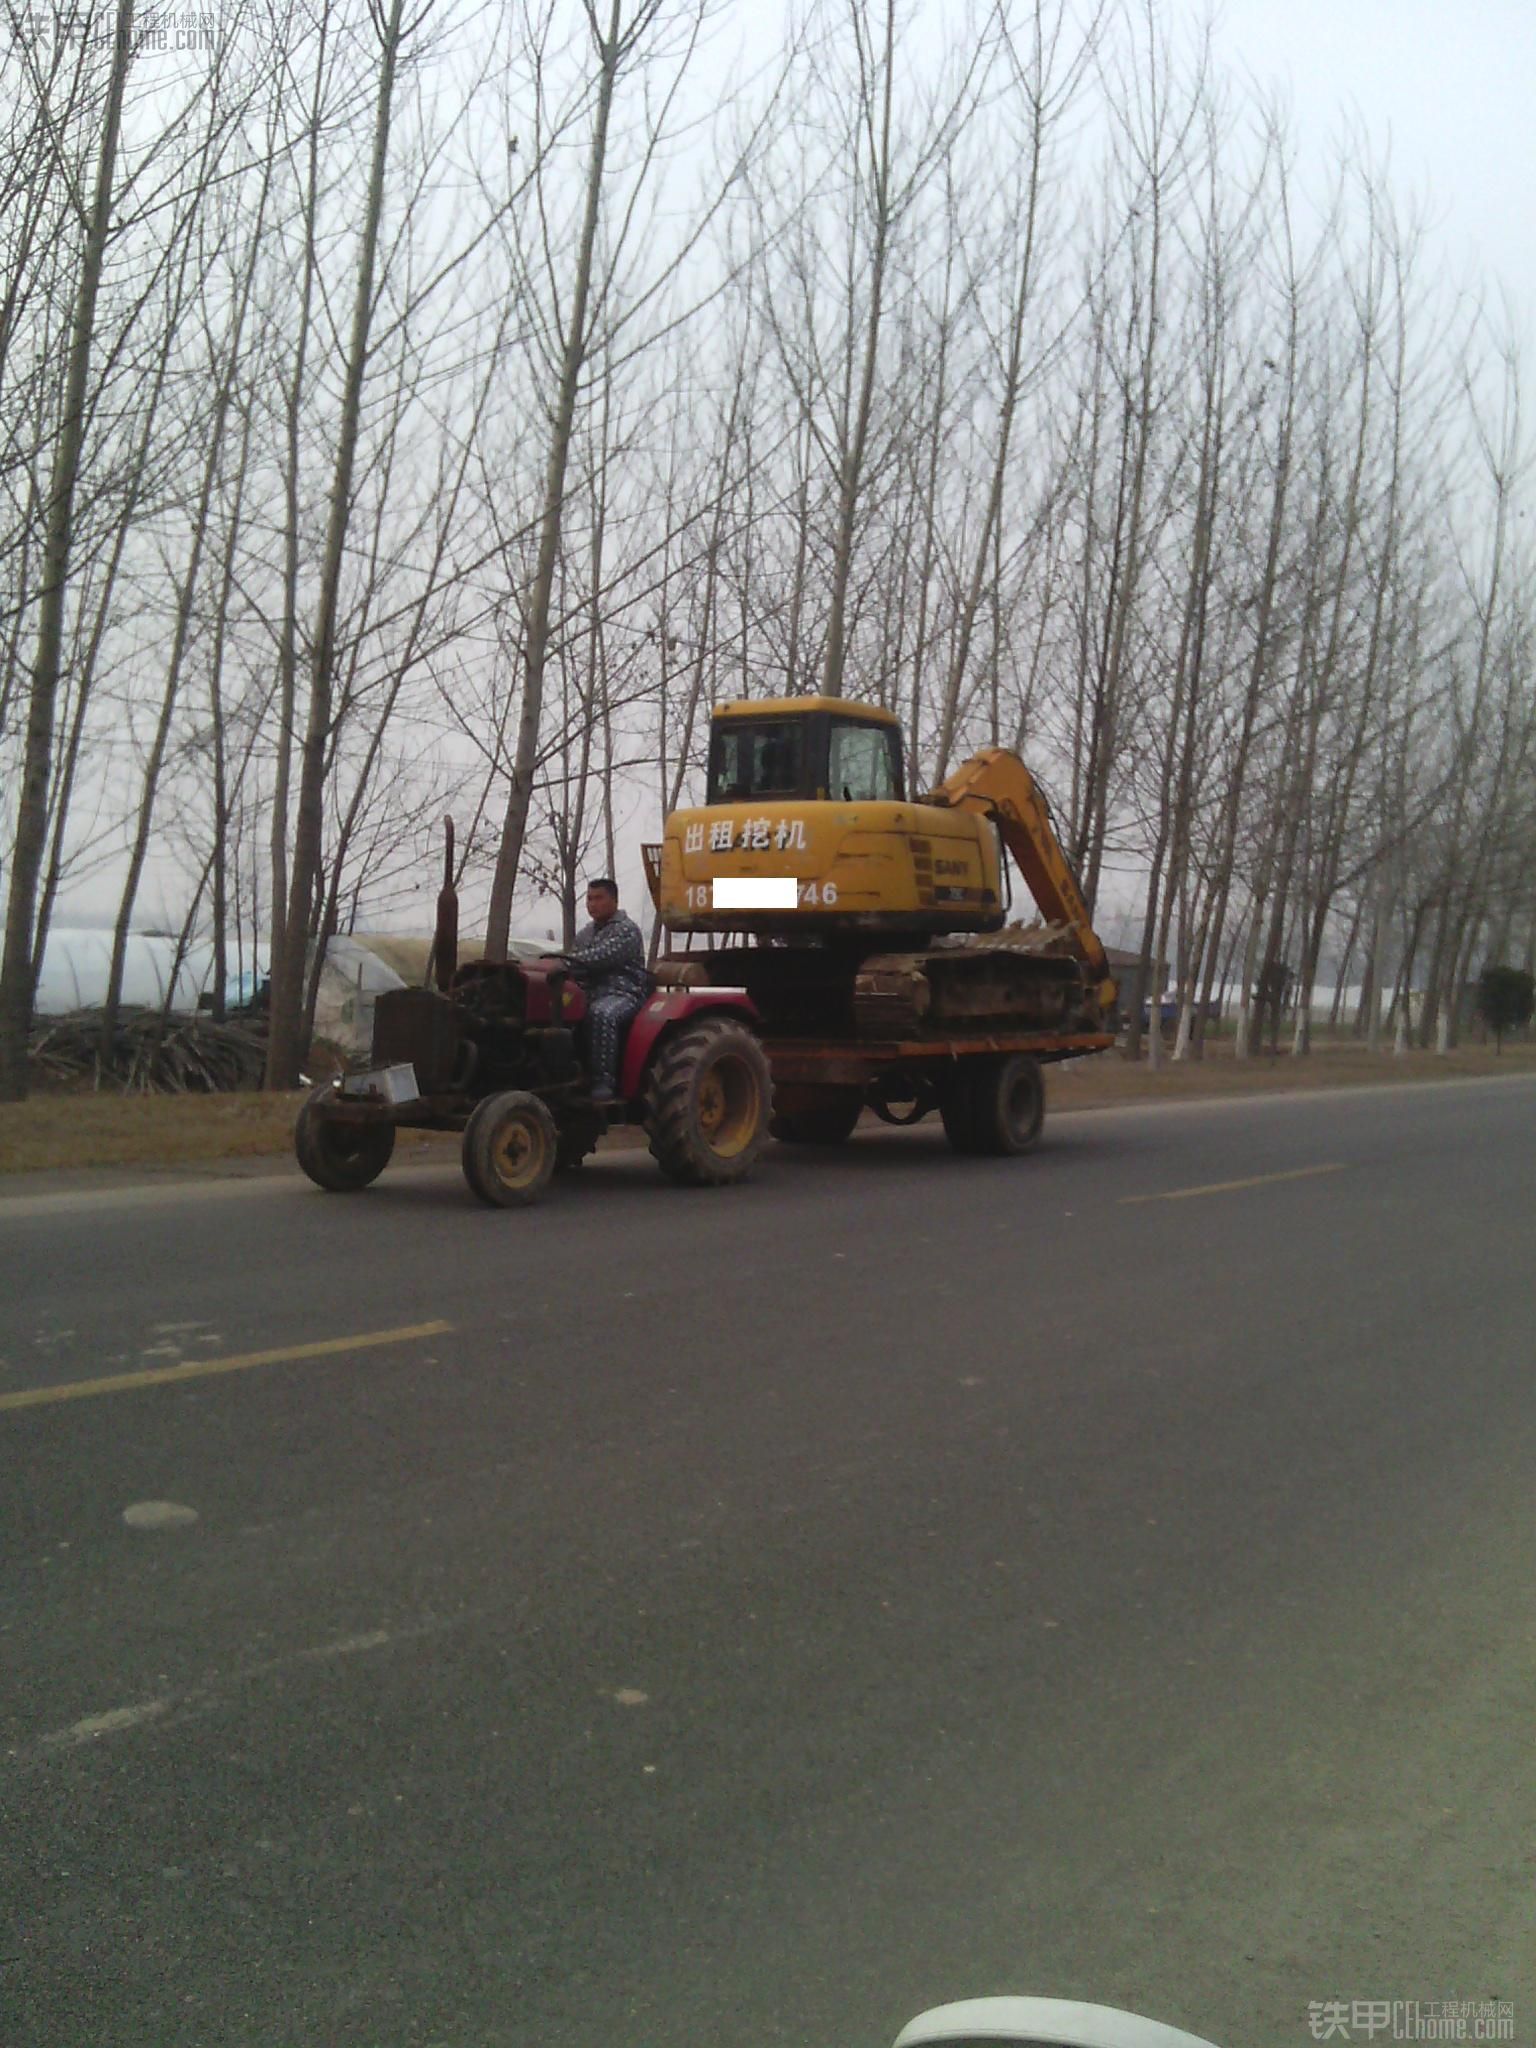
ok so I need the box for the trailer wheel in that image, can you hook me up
[938,1067,979,1154]
[295,1088,395,1191]
[462,1090,558,1207]
[645,1019,771,1186]
[769,1085,864,1145]
[962,1053,1045,1157]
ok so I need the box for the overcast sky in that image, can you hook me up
[59,0,1535,951]
[1193,0,1534,352]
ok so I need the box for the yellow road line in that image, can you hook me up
[0,1321,454,1414]
[1119,1162,1347,1206]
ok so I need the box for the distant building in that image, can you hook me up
[1102,946,1165,1031]
[1103,945,1167,991]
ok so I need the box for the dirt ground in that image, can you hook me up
[2,1037,1531,1178]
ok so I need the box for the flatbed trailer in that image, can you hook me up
[765,1030,1114,1086]
[747,1024,1115,1154]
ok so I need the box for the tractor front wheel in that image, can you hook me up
[295,1088,395,1191]
[462,1090,559,1208]
[645,1020,771,1186]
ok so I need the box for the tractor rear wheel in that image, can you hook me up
[951,1053,1044,1157]
[645,1019,771,1186]
[462,1090,559,1207]
[769,1084,864,1145]
[295,1088,395,1191]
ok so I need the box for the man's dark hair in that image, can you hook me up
[588,877,618,896]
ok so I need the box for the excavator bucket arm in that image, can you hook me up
[925,749,1115,1003]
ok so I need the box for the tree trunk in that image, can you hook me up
[102,249,257,1047]
[934,95,1043,777]
[265,0,406,1087]
[821,0,895,702]
[484,0,624,958]
[204,376,260,1023]
[0,0,135,1099]
[267,15,331,1045]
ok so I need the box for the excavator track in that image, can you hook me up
[688,925,1101,1046]
[853,931,1088,1042]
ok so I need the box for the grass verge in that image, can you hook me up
[1046,1037,1536,1111]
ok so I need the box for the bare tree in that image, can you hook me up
[0,0,137,1098]
[483,0,666,958]
[100,46,276,1049]
[265,0,426,1086]
[931,0,1102,776]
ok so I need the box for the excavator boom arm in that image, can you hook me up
[925,749,1111,988]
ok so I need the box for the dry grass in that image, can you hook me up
[1,1036,1531,1179]
[0,1087,652,1178]
[1046,1035,1536,1111]
[0,1090,313,1176]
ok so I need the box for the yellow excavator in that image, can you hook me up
[644,696,1117,1152]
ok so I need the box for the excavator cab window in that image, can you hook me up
[707,711,905,804]
[827,719,902,803]
[708,720,806,802]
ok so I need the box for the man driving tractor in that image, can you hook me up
[568,877,648,1102]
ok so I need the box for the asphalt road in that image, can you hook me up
[2,1075,1534,2048]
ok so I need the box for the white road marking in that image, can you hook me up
[122,1501,199,1530]
[28,1625,405,1756]
[300,1631,391,1660]
[43,1698,174,1747]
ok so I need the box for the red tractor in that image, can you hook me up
[295,836,770,1207]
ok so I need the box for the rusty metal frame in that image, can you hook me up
[764,1032,1113,1088]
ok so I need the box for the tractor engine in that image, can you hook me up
[369,958,588,1103]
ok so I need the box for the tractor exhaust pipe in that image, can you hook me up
[434,817,458,991]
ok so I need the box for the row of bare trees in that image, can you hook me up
[2,0,1531,1097]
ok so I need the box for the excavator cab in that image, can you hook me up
[706,706,905,806]
[657,695,1000,941]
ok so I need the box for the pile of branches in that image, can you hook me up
[28,1008,268,1094]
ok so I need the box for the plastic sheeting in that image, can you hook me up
[32,928,554,1028]
[311,937,406,1051]
[33,930,227,1017]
